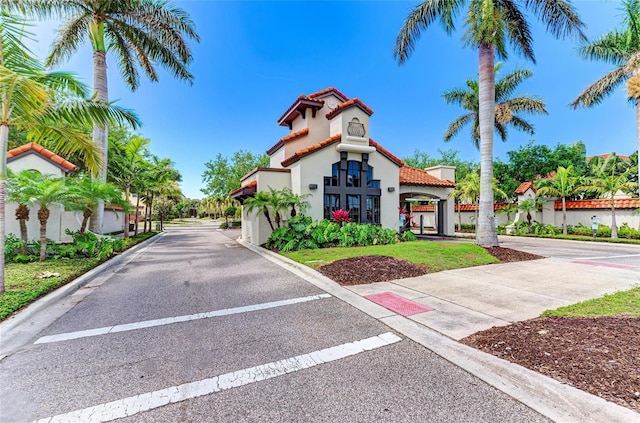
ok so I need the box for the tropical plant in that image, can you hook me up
[517,197,546,233]
[495,202,518,223]
[22,173,73,261]
[8,0,199,233]
[535,165,582,234]
[281,188,311,218]
[581,153,639,238]
[244,191,276,231]
[570,0,640,189]
[0,13,138,293]
[443,64,548,149]
[394,0,584,247]
[6,169,39,253]
[66,175,128,233]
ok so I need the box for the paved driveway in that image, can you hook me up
[0,227,548,423]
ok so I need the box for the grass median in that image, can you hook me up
[282,240,499,272]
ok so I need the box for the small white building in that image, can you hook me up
[231,87,456,245]
[5,142,124,243]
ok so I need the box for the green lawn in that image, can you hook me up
[0,231,160,321]
[542,287,640,317]
[282,240,499,273]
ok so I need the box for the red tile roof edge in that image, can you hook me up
[556,198,640,210]
[240,167,291,182]
[7,142,79,173]
[514,181,536,194]
[399,166,456,188]
[230,180,258,197]
[325,98,374,120]
[308,87,349,102]
[266,128,310,155]
[369,139,404,167]
[281,134,342,167]
[277,96,325,126]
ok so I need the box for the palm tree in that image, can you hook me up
[9,0,200,233]
[570,0,640,190]
[22,173,72,261]
[0,13,138,293]
[108,135,149,238]
[281,188,311,218]
[6,169,39,254]
[66,175,127,233]
[394,0,584,247]
[453,170,506,230]
[535,165,581,235]
[517,198,545,233]
[244,191,276,231]
[443,64,548,149]
[582,153,638,238]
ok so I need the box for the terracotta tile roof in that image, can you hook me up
[556,198,640,210]
[308,87,349,102]
[514,181,536,194]
[277,95,325,127]
[230,180,257,198]
[369,139,404,167]
[266,128,309,155]
[240,166,291,182]
[411,205,435,212]
[399,166,455,187]
[326,98,374,120]
[7,142,79,173]
[586,154,630,162]
[281,134,342,167]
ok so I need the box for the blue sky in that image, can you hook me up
[30,1,636,199]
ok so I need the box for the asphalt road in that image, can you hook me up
[498,235,640,269]
[0,227,550,422]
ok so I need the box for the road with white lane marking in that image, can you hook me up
[1,227,549,422]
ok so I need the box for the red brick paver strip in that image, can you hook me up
[364,292,433,316]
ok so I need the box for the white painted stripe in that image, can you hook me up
[34,332,402,423]
[34,294,332,345]
[573,253,640,260]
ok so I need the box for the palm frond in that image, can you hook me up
[495,68,533,100]
[46,15,91,67]
[524,0,586,40]
[570,67,627,108]
[497,0,535,61]
[579,32,629,66]
[504,96,548,114]
[508,115,535,134]
[495,121,508,142]
[443,113,474,142]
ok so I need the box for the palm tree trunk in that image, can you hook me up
[636,98,639,193]
[457,199,462,231]
[38,207,50,262]
[263,210,275,231]
[135,195,141,236]
[80,209,92,233]
[123,185,130,239]
[16,204,29,254]
[0,123,9,292]
[476,42,499,247]
[89,49,109,234]
[611,198,618,239]
[561,197,567,235]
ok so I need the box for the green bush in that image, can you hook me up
[401,230,417,242]
[4,234,24,262]
[266,216,398,252]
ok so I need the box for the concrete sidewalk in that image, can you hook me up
[345,258,640,339]
[241,240,640,423]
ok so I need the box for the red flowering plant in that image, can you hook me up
[398,207,414,231]
[331,209,350,225]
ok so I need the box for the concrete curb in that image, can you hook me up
[238,239,638,423]
[0,232,167,350]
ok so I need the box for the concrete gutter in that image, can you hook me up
[0,232,166,360]
[238,239,639,423]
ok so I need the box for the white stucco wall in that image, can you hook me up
[7,153,67,177]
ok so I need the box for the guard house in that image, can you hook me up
[232,88,456,245]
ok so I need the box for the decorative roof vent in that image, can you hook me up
[347,118,365,137]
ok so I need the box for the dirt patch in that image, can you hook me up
[317,256,426,285]
[461,317,640,412]
[483,246,545,262]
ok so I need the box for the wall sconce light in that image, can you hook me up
[309,184,318,190]
[387,187,395,192]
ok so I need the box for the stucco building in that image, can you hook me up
[231,88,456,245]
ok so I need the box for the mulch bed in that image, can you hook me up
[461,317,640,412]
[314,247,639,413]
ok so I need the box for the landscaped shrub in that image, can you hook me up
[4,234,24,262]
[401,230,417,242]
[266,215,398,252]
[617,223,640,240]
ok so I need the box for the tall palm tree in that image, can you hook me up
[22,173,72,261]
[535,165,581,234]
[583,153,638,238]
[443,64,548,149]
[394,0,584,246]
[9,0,200,233]
[0,13,138,292]
[571,0,640,191]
